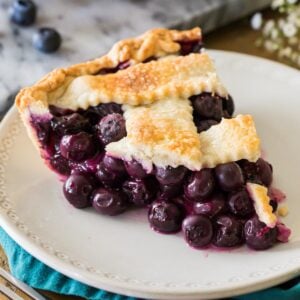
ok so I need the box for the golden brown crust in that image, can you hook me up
[15,27,201,113]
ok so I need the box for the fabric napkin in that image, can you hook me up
[0,227,299,300]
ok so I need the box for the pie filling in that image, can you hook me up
[29,90,288,250]
[22,31,290,251]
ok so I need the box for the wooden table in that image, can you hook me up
[0,13,293,300]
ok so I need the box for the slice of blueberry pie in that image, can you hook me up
[16,27,290,250]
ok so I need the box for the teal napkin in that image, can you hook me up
[0,227,299,300]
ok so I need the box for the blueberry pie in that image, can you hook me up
[16,28,290,250]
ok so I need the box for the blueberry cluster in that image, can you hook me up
[30,87,281,251]
[9,0,61,53]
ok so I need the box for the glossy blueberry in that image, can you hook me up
[148,200,184,233]
[155,166,187,185]
[97,113,126,145]
[102,155,126,175]
[184,169,215,202]
[182,215,213,248]
[222,95,235,117]
[84,103,123,124]
[269,199,278,213]
[228,189,254,217]
[32,120,51,147]
[10,0,36,26]
[92,188,127,216]
[191,93,223,121]
[33,27,62,53]
[49,154,70,176]
[95,162,121,187]
[63,174,94,208]
[179,40,203,55]
[215,162,244,192]
[193,193,226,218]
[159,184,182,199]
[196,119,218,133]
[51,113,89,136]
[123,179,155,206]
[238,159,261,184]
[213,216,243,247]
[256,158,273,187]
[60,132,95,162]
[124,160,148,179]
[244,217,278,250]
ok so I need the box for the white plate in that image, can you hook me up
[0,51,300,300]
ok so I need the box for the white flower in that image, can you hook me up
[263,20,276,36]
[272,0,284,9]
[251,13,263,30]
[282,22,297,37]
[287,0,298,4]
[264,40,279,52]
[271,28,279,40]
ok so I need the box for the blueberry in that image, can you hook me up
[63,174,94,208]
[184,169,215,202]
[183,215,213,248]
[51,113,89,136]
[159,183,182,199]
[269,199,278,213]
[95,162,121,187]
[10,0,36,26]
[148,200,184,233]
[33,27,62,53]
[222,95,235,117]
[215,162,244,192]
[213,216,243,247]
[123,179,155,206]
[49,154,70,176]
[155,166,187,185]
[84,103,123,125]
[228,189,254,217]
[179,40,203,55]
[97,113,126,145]
[92,188,127,216]
[195,119,218,133]
[124,160,148,179]
[60,132,95,162]
[256,158,273,187]
[191,93,223,121]
[102,154,126,175]
[244,217,278,250]
[238,159,261,184]
[193,193,226,218]
[31,119,51,147]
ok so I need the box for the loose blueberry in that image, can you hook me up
[97,113,126,145]
[148,200,184,233]
[124,160,148,179]
[95,162,121,187]
[33,27,62,53]
[228,189,254,217]
[193,193,226,218]
[49,154,70,176]
[10,0,36,26]
[244,216,278,250]
[51,113,89,136]
[195,119,218,133]
[102,155,126,175]
[215,162,244,192]
[92,188,127,216]
[60,132,95,162]
[184,169,215,202]
[155,166,187,185]
[182,215,213,248]
[213,216,243,247]
[123,179,155,206]
[63,174,94,208]
[191,93,223,121]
